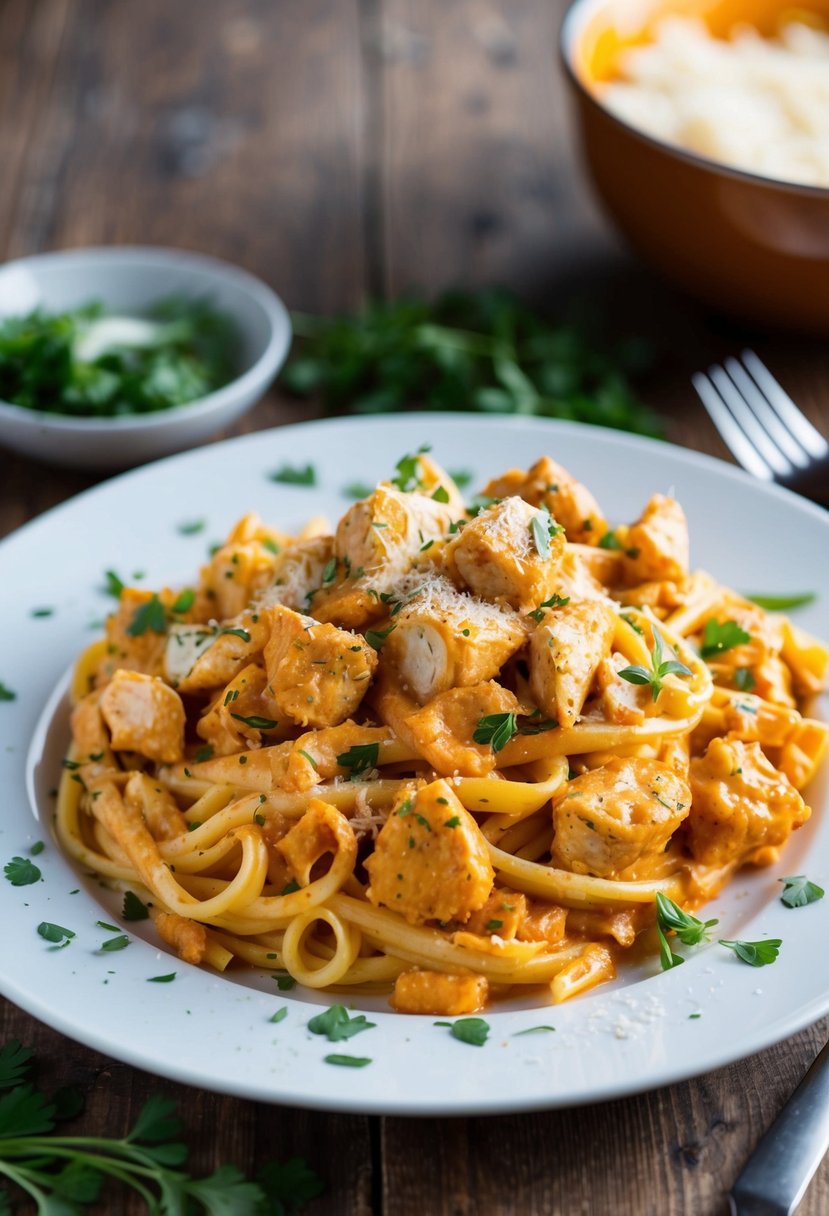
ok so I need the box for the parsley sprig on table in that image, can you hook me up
[280,290,662,436]
[0,1040,323,1214]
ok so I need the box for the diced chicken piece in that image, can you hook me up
[484,456,607,545]
[196,663,289,755]
[366,780,494,925]
[444,497,566,610]
[556,548,620,600]
[257,536,335,614]
[390,971,489,1016]
[618,495,689,584]
[311,580,386,632]
[263,605,377,728]
[382,573,528,703]
[613,579,687,611]
[781,619,829,697]
[124,772,187,841]
[529,599,616,728]
[70,693,113,762]
[551,757,691,878]
[154,911,207,965]
[165,608,270,692]
[769,718,829,792]
[335,484,454,593]
[103,588,171,679]
[276,799,357,885]
[405,682,521,777]
[465,888,528,939]
[517,901,568,945]
[100,669,185,763]
[687,736,809,867]
[196,516,287,621]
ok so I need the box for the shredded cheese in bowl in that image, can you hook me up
[600,17,829,188]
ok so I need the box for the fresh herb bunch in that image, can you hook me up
[0,1040,323,1214]
[0,296,238,418]
[281,290,662,436]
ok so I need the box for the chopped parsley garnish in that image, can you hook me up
[656,894,718,947]
[194,744,214,763]
[276,974,297,991]
[99,934,130,953]
[598,530,622,550]
[0,683,17,702]
[473,712,518,753]
[147,972,177,982]
[336,743,380,775]
[746,592,816,611]
[281,880,301,895]
[4,856,41,886]
[307,1004,376,1042]
[448,469,473,489]
[177,519,206,535]
[700,618,751,659]
[719,938,782,967]
[230,712,279,730]
[220,626,251,642]
[126,594,167,637]
[321,557,337,585]
[485,919,503,931]
[123,891,150,921]
[270,1007,289,1024]
[171,588,195,614]
[617,626,692,702]
[779,875,825,909]
[444,816,461,828]
[431,485,450,503]
[528,593,570,623]
[103,569,126,597]
[342,481,373,500]
[37,922,75,947]
[30,607,54,618]
[268,463,316,486]
[434,1017,490,1046]
[513,1025,556,1036]
[324,1054,372,1068]
[30,841,45,856]
[391,447,429,492]
[365,623,396,650]
[733,668,756,692]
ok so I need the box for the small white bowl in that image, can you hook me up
[0,247,292,469]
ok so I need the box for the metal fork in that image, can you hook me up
[692,351,829,507]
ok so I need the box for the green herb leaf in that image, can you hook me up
[269,1007,289,1024]
[746,592,816,611]
[230,712,279,730]
[719,938,782,967]
[528,593,570,623]
[700,619,751,659]
[126,594,167,637]
[618,627,692,702]
[779,875,825,909]
[257,1156,325,1210]
[177,519,206,535]
[4,856,41,886]
[0,683,17,702]
[513,1025,556,1036]
[122,891,150,921]
[324,1054,372,1067]
[656,923,684,971]
[342,481,373,500]
[598,530,622,550]
[30,606,54,618]
[99,934,130,953]
[435,1017,490,1046]
[171,588,195,614]
[307,1005,376,1042]
[734,667,756,692]
[472,712,518,753]
[269,463,316,486]
[103,569,126,597]
[336,743,380,775]
[391,448,428,492]
[431,484,450,503]
[37,922,75,946]
[364,623,397,650]
[655,893,718,947]
[147,972,177,983]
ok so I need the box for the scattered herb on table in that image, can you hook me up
[434,1017,490,1046]
[280,290,661,435]
[307,1005,376,1043]
[779,875,825,908]
[0,1039,323,1213]
[324,1054,372,1068]
[3,857,41,886]
[268,463,316,487]
[746,592,816,611]
[0,296,238,417]
[719,938,782,967]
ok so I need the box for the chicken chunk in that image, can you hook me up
[465,887,528,939]
[257,535,335,614]
[444,497,566,611]
[618,495,689,584]
[390,971,489,1015]
[484,456,607,545]
[551,757,691,878]
[263,605,377,728]
[164,608,270,692]
[382,573,528,703]
[335,484,454,593]
[196,513,288,620]
[365,780,494,924]
[405,682,521,777]
[529,598,616,728]
[686,735,809,867]
[277,799,357,885]
[196,663,289,755]
[100,669,185,763]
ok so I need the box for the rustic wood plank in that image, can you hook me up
[4,0,368,314]
[381,1017,829,1216]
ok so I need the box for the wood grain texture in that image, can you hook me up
[1,0,829,1213]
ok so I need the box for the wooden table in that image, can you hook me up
[2,2,828,1213]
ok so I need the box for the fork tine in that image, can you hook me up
[741,351,829,459]
[723,357,811,469]
[691,371,775,481]
[708,365,794,476]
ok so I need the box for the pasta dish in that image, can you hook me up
[57,451,828,1016]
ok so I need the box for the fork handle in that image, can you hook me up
[729,1037,829,1216]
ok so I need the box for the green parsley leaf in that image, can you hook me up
[719,938,782,967]
[282,880,301,895]
[435,1017,490,1046]
[29,841,45,856]
[656,893,718,948]
[177,519,206,535]
[4,856,41,886]
[444,816,461,828]
[122,891,150,921]
[307,1005,376,1042]
[103,569,126,597]
[513,1025,556,1036]
[779,875,825,909]
[147,972,177,983]
[700,618,751,659]
[194,744,214,763]
[336,742,380,775]
[617,626,692,702]
[30,606,54,618]
[0,683,17,702]
[321,557,337,585]
[530,507,555,559]
[391,448,428,492]
[365,623,397,650]
[276,974,297,991]
[171,588,195,614]
[656,923,684,970]
[598,530,622,550]
[324,1054,372,1067]
[431,484,450,503]
[528,593,570,623]
[99,934,130,953]
[269,1007,289,1024]
[472,712,518,753]
[220,626,251,642]
[0,1041,33,1089]
[269,463,316,486]
[37,922,75,946]
[230,712,279,730]
[746,592,816,611]
[126,595,167,638]
[342,481,373,500]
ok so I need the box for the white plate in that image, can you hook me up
[1,414,827,1115]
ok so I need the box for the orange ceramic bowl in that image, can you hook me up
[560,0,829,332]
